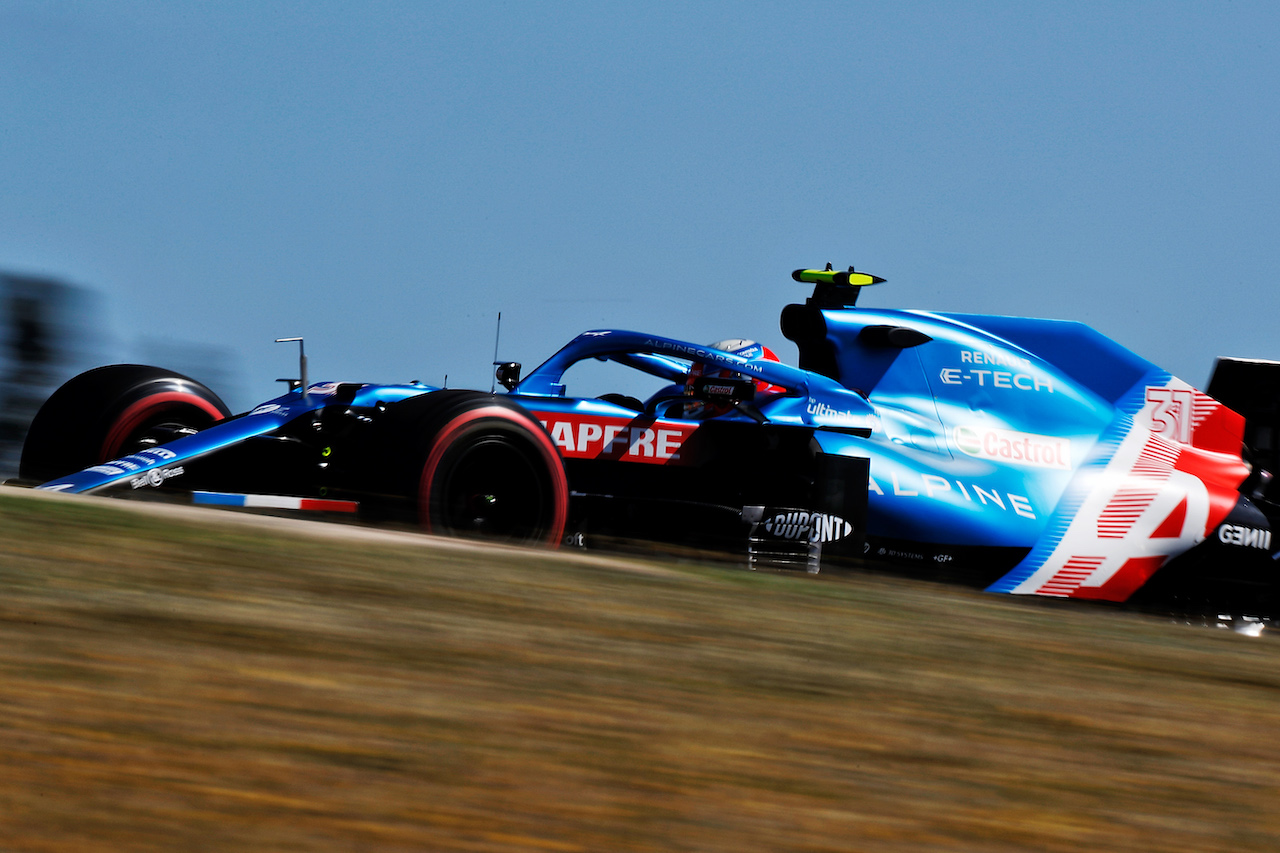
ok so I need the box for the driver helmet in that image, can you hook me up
[684,339,784,417]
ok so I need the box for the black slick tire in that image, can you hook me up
[365,390,568,547]
[19,364,231,484]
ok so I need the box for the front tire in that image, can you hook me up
[370,390,568,546]
[19,364,231,484]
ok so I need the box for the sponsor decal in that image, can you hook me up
[952,425,1070,470]
[131,466,185,489]
[534,412,698,464]
[938,366,1053,393]
[877,546,926,562]
[250,403,285,416]
[806,399,872,428]
[959,349,1033,368]
[640,339,764,373]
[1218,524,1272,550]
[758,510,854,544]
[868,471,1037,520]
[581,330,611,337]
[86,447,179,478]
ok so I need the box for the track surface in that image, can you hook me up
[1,489,1279,851]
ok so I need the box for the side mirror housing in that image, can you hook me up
[495,362,522,391]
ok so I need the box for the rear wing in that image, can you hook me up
[1206,357,1280,492]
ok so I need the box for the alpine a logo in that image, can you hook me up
[952,425,1070,470]
[761,510,854,544]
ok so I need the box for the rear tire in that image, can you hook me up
[19,364,231,484]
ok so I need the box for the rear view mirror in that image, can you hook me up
[495,362,522,391]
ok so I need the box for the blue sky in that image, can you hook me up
[3,1,1279,411]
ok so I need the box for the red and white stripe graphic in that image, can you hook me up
[1014,378,1247,602]
[1096,490,1158,539]
[1037,556,1105,596]
[1130,434,1181,481]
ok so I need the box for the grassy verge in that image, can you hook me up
[0,491,1277,851]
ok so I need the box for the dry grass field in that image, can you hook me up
[0,490,1278,851]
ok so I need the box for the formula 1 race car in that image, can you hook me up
[18,267,1280,616]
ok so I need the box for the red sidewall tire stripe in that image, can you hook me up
[100,392,227,462]
[418,405,569,547]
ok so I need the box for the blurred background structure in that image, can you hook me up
[0,271,242,481]
[0,273,101,479]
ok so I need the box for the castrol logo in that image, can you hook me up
[953,425,1070,470]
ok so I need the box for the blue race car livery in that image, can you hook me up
[20,266,1280,615]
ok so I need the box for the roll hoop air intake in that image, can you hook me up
[783,264,887,379]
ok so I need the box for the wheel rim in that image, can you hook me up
[417,404,569,546]
[434,433,550,540]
